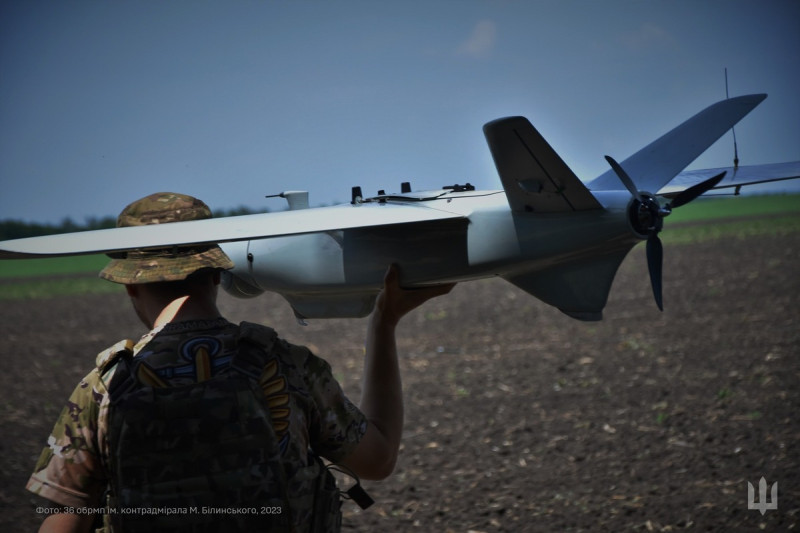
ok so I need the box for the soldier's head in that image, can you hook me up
[99,192,234,286]
[100,192,234,327]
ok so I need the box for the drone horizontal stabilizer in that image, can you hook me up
[660,160,800,196]
[0,202,464,259]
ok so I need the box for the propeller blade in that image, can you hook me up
[646,235,664,311]
[604,156,642,202]
[670,171,727,209]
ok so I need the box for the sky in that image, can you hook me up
[1,0,799,224]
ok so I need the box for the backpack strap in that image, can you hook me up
[96,339,136,400]
[230,321,279,379]
[96,339,134,376]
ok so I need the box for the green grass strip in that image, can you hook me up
[665,193,800,223]
[0,254,109,278]
[662,214,800,245]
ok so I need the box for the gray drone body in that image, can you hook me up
[3,94,798,322]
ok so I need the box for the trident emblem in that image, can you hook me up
[747,477,778,515]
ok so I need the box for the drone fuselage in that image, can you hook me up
[220,189,639,319]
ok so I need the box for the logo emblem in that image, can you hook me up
[747,477,778,515]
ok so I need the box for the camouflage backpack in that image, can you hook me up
[100,322,344,533]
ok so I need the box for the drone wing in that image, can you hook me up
[0,202,464,259]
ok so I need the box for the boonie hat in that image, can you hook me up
[99,192,234,284]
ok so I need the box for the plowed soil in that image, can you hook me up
[2,229,798,532]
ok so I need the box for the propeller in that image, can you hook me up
[604,156,725,311]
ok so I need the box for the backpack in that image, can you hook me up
[99,322,344,533]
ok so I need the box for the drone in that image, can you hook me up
[2,93,798,321]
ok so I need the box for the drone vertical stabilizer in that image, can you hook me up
[483,116,602,213]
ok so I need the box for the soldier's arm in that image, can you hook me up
[38,511,94,533]
[341,265,454,480]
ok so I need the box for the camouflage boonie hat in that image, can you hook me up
[100,192,234,284]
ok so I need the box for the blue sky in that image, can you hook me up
[2,0,799,224]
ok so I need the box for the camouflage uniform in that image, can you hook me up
[27,318,367,531]
[27,192,368,531]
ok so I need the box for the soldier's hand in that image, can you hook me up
[374,264,455,327]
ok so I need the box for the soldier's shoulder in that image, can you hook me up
[95,339,135,374]
[238,321,278,346]
[237,321,325,372]
[92,338,136,393]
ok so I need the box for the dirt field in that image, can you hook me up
[2,228,798,532]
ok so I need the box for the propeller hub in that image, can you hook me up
[628,194,665,238]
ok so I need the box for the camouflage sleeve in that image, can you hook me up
[26,369,107,508]
[295,345,367,463]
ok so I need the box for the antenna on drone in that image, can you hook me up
[725,68,740,170]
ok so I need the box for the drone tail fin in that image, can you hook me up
[484,116,602,213]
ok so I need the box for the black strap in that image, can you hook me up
[106,350,137,403]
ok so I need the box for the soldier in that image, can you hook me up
[27,192,454,533]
